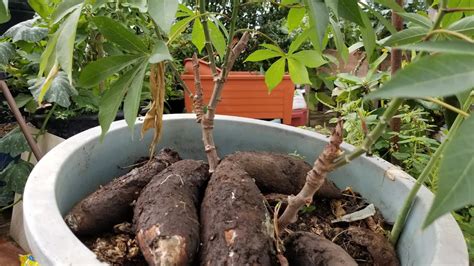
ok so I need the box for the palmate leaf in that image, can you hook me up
[383,27,428,46]
[149,40,172,63]
[448,16,474,36]
[0,160,33,194]
[79,54,145,88]
[56,6,82,83]
[287,7,305,31]
[397,40,474,55]
[93,16,148,53]
[28,0,53,19]
[148,0,179,35]
[424,115,474,227]
[290,50,326,68]
[99,60,146,138]
[208,20,226,57]
[366,54,474,99]
[305,0,329,51]
[325,0,364,26]
[265,57,286,92]
[51,0,84,24]
[245,49,282,62]
[2,19,48,43]
[360,10,375,61]
[0,127,30,157]
[396,12,432,28]
[288,57,311,85]
[28,71,78,107]
[124,62,147,131]
[191,19,205,53]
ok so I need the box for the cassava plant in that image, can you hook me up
[3,0,474,263]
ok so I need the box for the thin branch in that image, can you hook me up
[424,97,470,117]
[192,53,205,123]
[201,32,250,172]
[200,0,249,172]
[199,0,218,79]
[424,29,474,43]
[442,7,474,13]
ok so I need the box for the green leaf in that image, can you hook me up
[79,54,144,88]
[56,6,82,83]
[442,0,464,27]
[288,7,305,31]
[448,16,474,36]
[168,15,197,43]
[28,71,78,107]
[260,43,285,54]
[360,10,376,61]
[28,0,53,19]
[51,0,84,24]
[0,0,10,24]
[289,28,310,54]
[330,18,348,62]
[396,12,432,28]
[265,57,286,91]
[366,54,474,99]
[0,160,33,194]
[364,4,397,34]
[245,49,282,62]
[14,93,33,108]
[0,127,30,157]
[383,27,429,47]
[99,65,142,138]
[424,115,474,227]
[38,30,59,78]
[123,62,147,131]
[373,0,404,13]
[315,92,336,108]
[191,19,205,53]
[148,0,179,35]
[208,20,226,57]
[397,40,474,55]
[305,0,329,51]
[325,0,364,26]
[93,16,148,53]
[288,57,311,85]
[0,42,15,66]
[290,50,327,68]
[3,19,48,42]
[149,40,172,63]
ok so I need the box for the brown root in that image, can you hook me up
[133,160,210,266]
[223,151,342,199]
[347,226,400,266]
[200,159,276,265]
[284,231,357,266]
[65,148,181,235]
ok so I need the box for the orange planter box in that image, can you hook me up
[182,59,295,125]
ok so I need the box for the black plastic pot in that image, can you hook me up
[166,98,185,114]
[29,112,125,139]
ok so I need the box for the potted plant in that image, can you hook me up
[8,0,473,264]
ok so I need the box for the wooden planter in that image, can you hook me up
[182,59,294,125]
